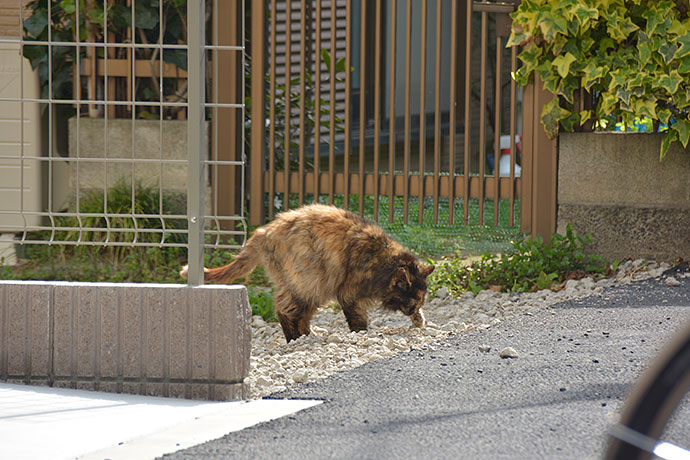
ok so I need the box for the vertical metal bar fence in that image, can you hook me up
[246,0,557,241]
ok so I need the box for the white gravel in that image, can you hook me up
[247,260,671,399]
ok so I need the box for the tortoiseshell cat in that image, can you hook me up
[180,204,435,342]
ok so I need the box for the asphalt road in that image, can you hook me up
[162,265,690,460]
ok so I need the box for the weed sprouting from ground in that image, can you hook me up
[428,224,612,296]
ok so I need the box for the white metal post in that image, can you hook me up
[187,0,206,285]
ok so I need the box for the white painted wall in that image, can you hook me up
[0,42,43,232]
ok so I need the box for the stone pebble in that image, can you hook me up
[499,347,519,359]
[246,260,672,399]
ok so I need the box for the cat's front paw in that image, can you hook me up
[410,309,426,328]
[310,325,328,337]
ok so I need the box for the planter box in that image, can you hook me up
[558,132,690,262]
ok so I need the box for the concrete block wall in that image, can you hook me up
[67,118,210,194]
[0,281,251,401]
[558,132,690,262]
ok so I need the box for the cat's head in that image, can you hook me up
[382,254,435,318]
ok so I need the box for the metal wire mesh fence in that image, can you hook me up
[0,0,246,284]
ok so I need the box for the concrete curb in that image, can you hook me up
[0,281,251,400]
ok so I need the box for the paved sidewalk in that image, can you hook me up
[0,383,319,460]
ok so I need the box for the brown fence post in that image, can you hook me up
[250,0,266,226]
[520,75,558,242]
[213,1,241,233]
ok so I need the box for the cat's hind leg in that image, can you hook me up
[274,289,317,342]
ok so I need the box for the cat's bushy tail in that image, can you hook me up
[179,231,263,283]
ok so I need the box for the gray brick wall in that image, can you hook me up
[0,281,251,400]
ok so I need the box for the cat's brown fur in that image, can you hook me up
[180,204,434,342]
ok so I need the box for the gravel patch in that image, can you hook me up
[247,259,671,399]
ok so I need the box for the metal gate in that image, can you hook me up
[248,0,556,241]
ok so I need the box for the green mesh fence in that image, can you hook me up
[271,194,524,258]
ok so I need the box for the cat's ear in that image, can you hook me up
[392,267,411,290]
[421,264,435,278]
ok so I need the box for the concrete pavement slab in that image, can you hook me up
[0,383,320,460]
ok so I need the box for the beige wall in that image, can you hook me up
[558,132,690,262]
[0,41,44,231]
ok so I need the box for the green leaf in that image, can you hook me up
[676,32,690,60]
[109,4,131,29]
[674,91,690,110]
[540,98,569,138]
[657,108,672,125]
[536,271,557,290]
[633,97,657,119]
[552,34,568,56]
[658,71,682,95]
[560,111,580,132]
[581,61,605,90]
[598,37,615,54]
[673,120,690,148]
[660,130,677,160]
[512,66,530,87]
[516,44,542,79]
[628,72,651,90]
[559,75,579,104]
[536,60,554,82]
[542,73,560,94]
[507,24,531,47]
[22,45,47,70]
[539,8,569,42]
[321,48,331,70]
[23,7,48,38]
[86,8,104,27]
[668,19,688,36]
[579,110,592,124]
[134,3,159,30]
[679,56,690,74]
[608,70,627,90]
[658,42,679,64]
[334,57,347,73]
[615,87,632,107]
[599,92,618,115]
[644,8,671,36]
[552,52,576,78]
[163,49,187,71]
[605,12,639,41]
[59,0,76,15]
[571,4,599,29]
[578,36,595,55]
[638,41,653,66]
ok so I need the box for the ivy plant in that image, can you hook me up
[507,0,690,159]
